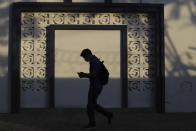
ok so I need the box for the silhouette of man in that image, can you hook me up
[78,49,113,129]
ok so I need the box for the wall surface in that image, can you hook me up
[0,0,63,113]
[20,11,155,109]
[162,0,196,112]
[54,30,121,108]
[72,0,196,112]
[115,0,196,112]
[142,0,196,112]
[0,0,196,112]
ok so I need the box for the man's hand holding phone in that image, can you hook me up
[77,72,86,78]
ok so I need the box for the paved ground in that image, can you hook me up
[0,108,196,131]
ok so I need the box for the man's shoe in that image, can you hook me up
[107,113,114,125]
[83,124,96,129]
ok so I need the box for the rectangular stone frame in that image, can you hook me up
[10,2,164,113]
[47,25,128,109]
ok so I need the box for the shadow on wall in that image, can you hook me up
[0,0,196,111]
[0,0,195,72]
[0,0,39,112]
[49,78,122,108]
[164,0,196,77]
[163,0,196,111]
[165,0,196,25]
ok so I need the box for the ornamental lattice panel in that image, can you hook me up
[21,12,155,106]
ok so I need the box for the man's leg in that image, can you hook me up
[94,88,113,120]
[95,104,113,117]
[87,87,113,126]
[87,88,96,125]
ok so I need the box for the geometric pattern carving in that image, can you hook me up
[128,80,153,92]
[21,40,34,51]
[21,12,155,92]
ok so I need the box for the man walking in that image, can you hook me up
[78,49,113,129]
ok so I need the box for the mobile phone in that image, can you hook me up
[78,72,82,75]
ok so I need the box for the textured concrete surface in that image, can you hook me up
[0,109,196,131]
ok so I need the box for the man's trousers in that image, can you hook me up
[87,87,113,125]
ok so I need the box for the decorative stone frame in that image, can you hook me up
[10,2,164,113]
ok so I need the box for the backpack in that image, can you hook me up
[99,60,109,86]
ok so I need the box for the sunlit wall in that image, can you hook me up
[0,0,196,112]
[55,30,121,108]
[114,0,196,112]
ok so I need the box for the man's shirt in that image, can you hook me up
[89,55,102,88]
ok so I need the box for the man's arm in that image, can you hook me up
[79,71,96,78]
[79,60,100,78]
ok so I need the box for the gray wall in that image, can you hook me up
[54,30,121,108]
[0,0,64,113]
[0,0,196,112]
